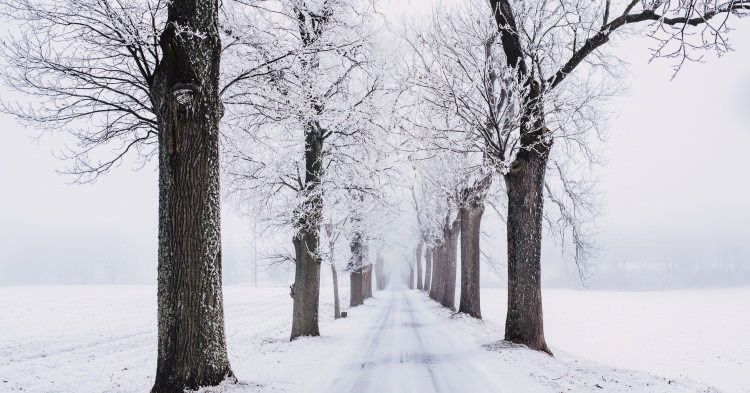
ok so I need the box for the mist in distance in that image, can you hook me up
[1,20,749,290]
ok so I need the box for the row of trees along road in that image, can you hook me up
[399,0,749,354]
[0,0,747,391]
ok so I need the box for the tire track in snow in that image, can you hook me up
[310,290,532,393]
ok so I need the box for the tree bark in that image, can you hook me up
[350,270,363,306]
[363,264,373,299]
[291,230,321,338]
[458,203,484,318]
[331,261,341,319]
[349,230,364,307]
[441,217,460,311]
[423,247,432,293]
[429,247,437,299]
[504,146,552,354]
[416,241,424,290]
[375,256,386,290]
[151,0,234,391]
[429,246,443,301]
[290,121,324,340]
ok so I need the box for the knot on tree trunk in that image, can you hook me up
[167,82,202,154]
[171,82,202,110]
[509,158,527,175]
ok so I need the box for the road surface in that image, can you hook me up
[305,289,542,393]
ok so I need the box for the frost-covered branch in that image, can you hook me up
[0,0,166,181]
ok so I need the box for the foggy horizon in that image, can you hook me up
[2,20,749,290]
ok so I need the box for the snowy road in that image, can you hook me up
[302,289,723,393]
[306,290,543,393]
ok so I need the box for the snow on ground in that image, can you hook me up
[526,288,749,393]
[0,285,747,392]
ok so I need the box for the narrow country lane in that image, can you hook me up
[305,289,543,393]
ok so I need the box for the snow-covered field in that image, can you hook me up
[0,285,747,392]
[481,287,750,393]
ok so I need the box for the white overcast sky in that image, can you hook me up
[1,2,749,285]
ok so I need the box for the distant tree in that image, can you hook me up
[348,200,366,307]
[423,246,432,293]
[346,188,387,306]
[411,181,437,296]
[320,170,391,315]
[409,176,442,298]
[323,220,343,319]
[415,240,424,290]
[374,251,388,290]
[408,156,462,310]
[438,208,460,310]
[409,183,433,292]
[363,262,374,298]
[403,3,529,319]
[399,6,519,316]
[222,0,383,338]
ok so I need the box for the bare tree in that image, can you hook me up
[374,251,387,290]
[0,0,164,180]
[222,0,384,338]
[348,199,366,307]
[0,0,241,389]
[407,157,463,310]
[345,187,389,305]
[397,0,748,353]
[412,160,462,309]
[485,0,750,353]
[409,183,432,292]
[399,4,520,317]
[323,220,343,319]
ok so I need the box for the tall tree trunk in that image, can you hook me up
[504,146,552,354]
[290,122,324,340]
[331,261,341,319]
[428,247,437,299]
[490,0,552,355]
[350,270,363,306]
[151,0,234,391]
[363,264,373,298]
[423,247,432,293]
[375,258,386,290]
[349,230,364,307]
[458,203,484,318]
[441,218,460,310]
[429,246,443,301]
[416,241,424,290]
[291,231,321,338]
[409,264,415,289]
